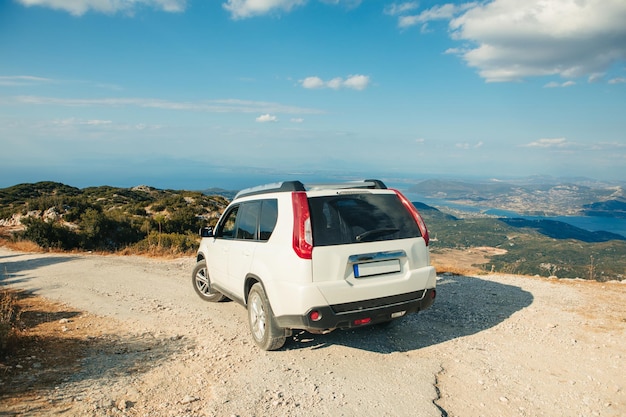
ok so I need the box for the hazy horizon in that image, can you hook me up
[1,165,624,192]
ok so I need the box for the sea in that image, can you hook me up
[404,192,626,239]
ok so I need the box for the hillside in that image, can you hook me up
[0,182,228,254]
[416,204,626,281]
[1,181,624,281]
[409,178,626,217]
[583,199,626,219]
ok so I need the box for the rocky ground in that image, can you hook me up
[1,247,625,417]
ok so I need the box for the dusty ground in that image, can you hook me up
[1,247,625,417]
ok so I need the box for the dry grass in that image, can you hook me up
[117,246,196,259]
[0,288,21,353]
[430,248,499,276]
[432,262,483,276]
[0,237,43,253]
[0,235,195,260]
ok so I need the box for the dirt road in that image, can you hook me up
[1,247,625,417]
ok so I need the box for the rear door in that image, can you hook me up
[308,191,428,303]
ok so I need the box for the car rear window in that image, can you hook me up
[309,193,421,246]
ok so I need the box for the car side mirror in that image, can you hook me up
[200,226,214,238]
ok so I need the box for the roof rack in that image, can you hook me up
[234,179,387,199]
[234,181,305,199]
[305,179,387,191]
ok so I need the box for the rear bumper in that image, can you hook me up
[275,288,436,331]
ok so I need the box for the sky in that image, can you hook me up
[0,0,625,190]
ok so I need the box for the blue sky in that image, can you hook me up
[1,0,625,190]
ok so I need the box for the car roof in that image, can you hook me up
[234,179,387,199]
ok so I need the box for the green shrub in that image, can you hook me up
[134,231,199,254]
[18,218,79,250]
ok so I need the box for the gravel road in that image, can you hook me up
[1,247,625,417]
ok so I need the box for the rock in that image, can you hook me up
[180,395,199,404]
[117,399,130,411]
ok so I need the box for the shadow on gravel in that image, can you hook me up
[1,292,189,401]
[286,275,534,353]
[0,253,78,286]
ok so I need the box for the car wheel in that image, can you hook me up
[247,283,286,351]
[192,261,225,302]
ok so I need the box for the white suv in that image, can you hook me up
[192,179,436,350]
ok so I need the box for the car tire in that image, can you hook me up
[192,260,225,302]
[247,283,286,351]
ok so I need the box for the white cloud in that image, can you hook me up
[591,141,626,150]
[52,118,106,126]
[0,75,53,86]
[394,1,626,83]
[544,81,576,88]
[256,114,278,122]
[319,0,362,8]
[290,118,304,123]
[222,0,362,19]
[524,138,569,148]
[301,76,326,89]
[223,0,306,20]
[327,77,344,90]
[16,0,186,16]
[587,73,604,83]
[455,140,483,150]
[608,77,626,84]
[6,95,323,114]
[384,2,418,16]
[343,74,370,90]
[300,74,370,90]
[398,3,472,29]
[46,118,160,131]
[448,0,626,82]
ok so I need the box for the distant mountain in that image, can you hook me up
[201,188,238,200]
[499,218,626,242]
[409,179,518,202]
[582,200,626,219]
[412,201,458,221]
[409,178,625,217]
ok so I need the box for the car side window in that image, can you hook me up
[236,202,260,240]
[259,199,278,241]
[217,205,239,239]
[216,199,278,242]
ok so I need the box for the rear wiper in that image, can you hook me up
[355,228,399,242]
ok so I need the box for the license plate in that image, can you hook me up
[353,259,401,278]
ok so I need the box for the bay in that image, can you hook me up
[405,192,626,239]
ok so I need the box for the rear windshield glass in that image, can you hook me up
[309,193,421,246]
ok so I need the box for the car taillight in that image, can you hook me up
[309,310,322,321]
[354,317,371,326]
[292,192,313,259]
[393,189,430,246]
